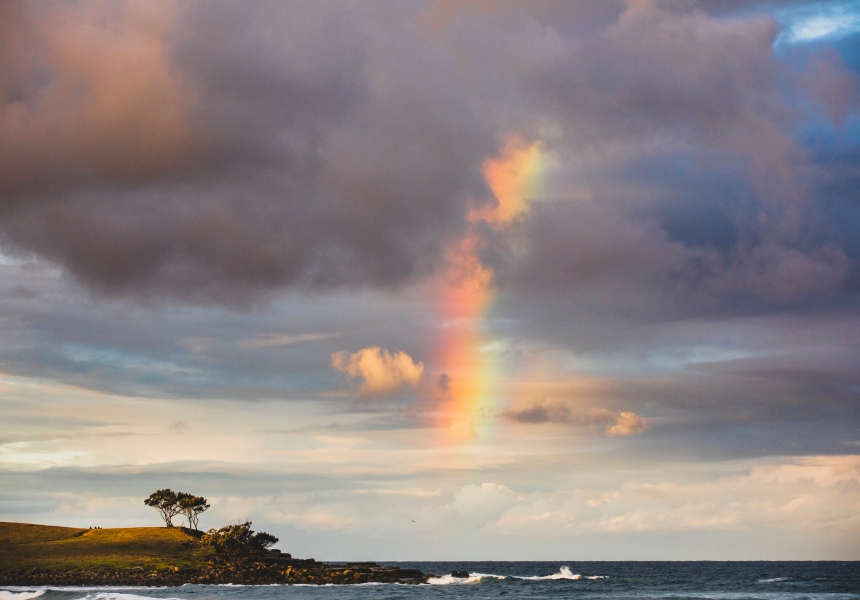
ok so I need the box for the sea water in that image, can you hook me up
[2,562,858,600]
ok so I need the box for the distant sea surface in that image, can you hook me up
[2,562,858,600]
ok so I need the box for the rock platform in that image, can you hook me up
[0,556,429,586]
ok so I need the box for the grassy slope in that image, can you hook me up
[0,522,213,572]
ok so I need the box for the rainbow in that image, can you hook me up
[432,136,547,441]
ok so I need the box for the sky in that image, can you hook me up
[0,0,859,561]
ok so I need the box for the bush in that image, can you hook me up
[201,522,279,564]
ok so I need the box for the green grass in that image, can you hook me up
[0,522,214,572]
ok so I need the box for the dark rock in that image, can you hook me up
[0,554,429,586]
[451,570,470,578]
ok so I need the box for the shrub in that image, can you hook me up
[201,522,279,563]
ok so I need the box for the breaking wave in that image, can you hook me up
[427,566,605,584]
[0,592,47,600]
[522,566,587,581]
[77,594,181,600]
[427,573,504,585]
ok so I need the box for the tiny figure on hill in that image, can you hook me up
[144,489,209,529]
[201,521,278,565]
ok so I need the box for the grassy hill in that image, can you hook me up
[0,522,430,586]
[0,522,213,572]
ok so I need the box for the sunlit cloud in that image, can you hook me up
[775,1,860,45]
[332,347,424,397]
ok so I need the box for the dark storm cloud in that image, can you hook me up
[0,0,495,303]
[444,0,859,341]
[0,0,857,313]
[0,1,203,199]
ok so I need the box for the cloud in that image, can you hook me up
[445,456,860,546]
[169,421,190,434]
[0,1,496,304]
[0,0,855,313]
[605,411,649,436]
[274,508,359,532]
[501,402,649,436]
[450,483,519,517]
[238,333,338,349]
[775,0,860,45]
[801,49,860,125]
[0,1,202,200]
[332,347,424,397]
[179,337,214,360]
[477,0,855,309]
[501,402,570,424]
[436,373,451,392]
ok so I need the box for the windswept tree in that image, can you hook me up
[178,493,210,530]
[144,489,182,527]
[201,522,279,564]
[251,530,278,550]
[144,489,210,528]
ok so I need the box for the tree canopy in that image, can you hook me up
[201,522,279,563]
[143,489,182,527]
[177,493,210,530]
[144,489,209,529]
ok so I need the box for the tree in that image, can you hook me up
[250,530,278,551]
[177,493,210,530]
[144,489,209,529]
[144,489,182,527]
[201,522,279,564]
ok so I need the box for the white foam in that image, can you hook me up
[427,566,606,585]
[426,572,505,585]
[427,574,480,585]
[758,577,791,583]
[2,588,165,594]
[78,593,182,600]
[0,591,46,600]
[521,566,583,581]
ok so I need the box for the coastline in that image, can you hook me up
[0,559,430,586]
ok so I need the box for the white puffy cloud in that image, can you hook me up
[332,346,424,397]
[454,456,860,548]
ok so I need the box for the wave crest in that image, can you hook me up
[522,566,583,581]
[80,594,182,600]
[427,566,606,584]
[0,592,47,600]
[427,573,505,585]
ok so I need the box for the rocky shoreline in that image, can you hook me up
[0,554,431,586]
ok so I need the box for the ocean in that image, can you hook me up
[2,562,858,600]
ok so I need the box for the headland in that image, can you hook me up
[0,522,428,585]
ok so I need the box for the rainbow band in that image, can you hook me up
[433,136,546,440]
